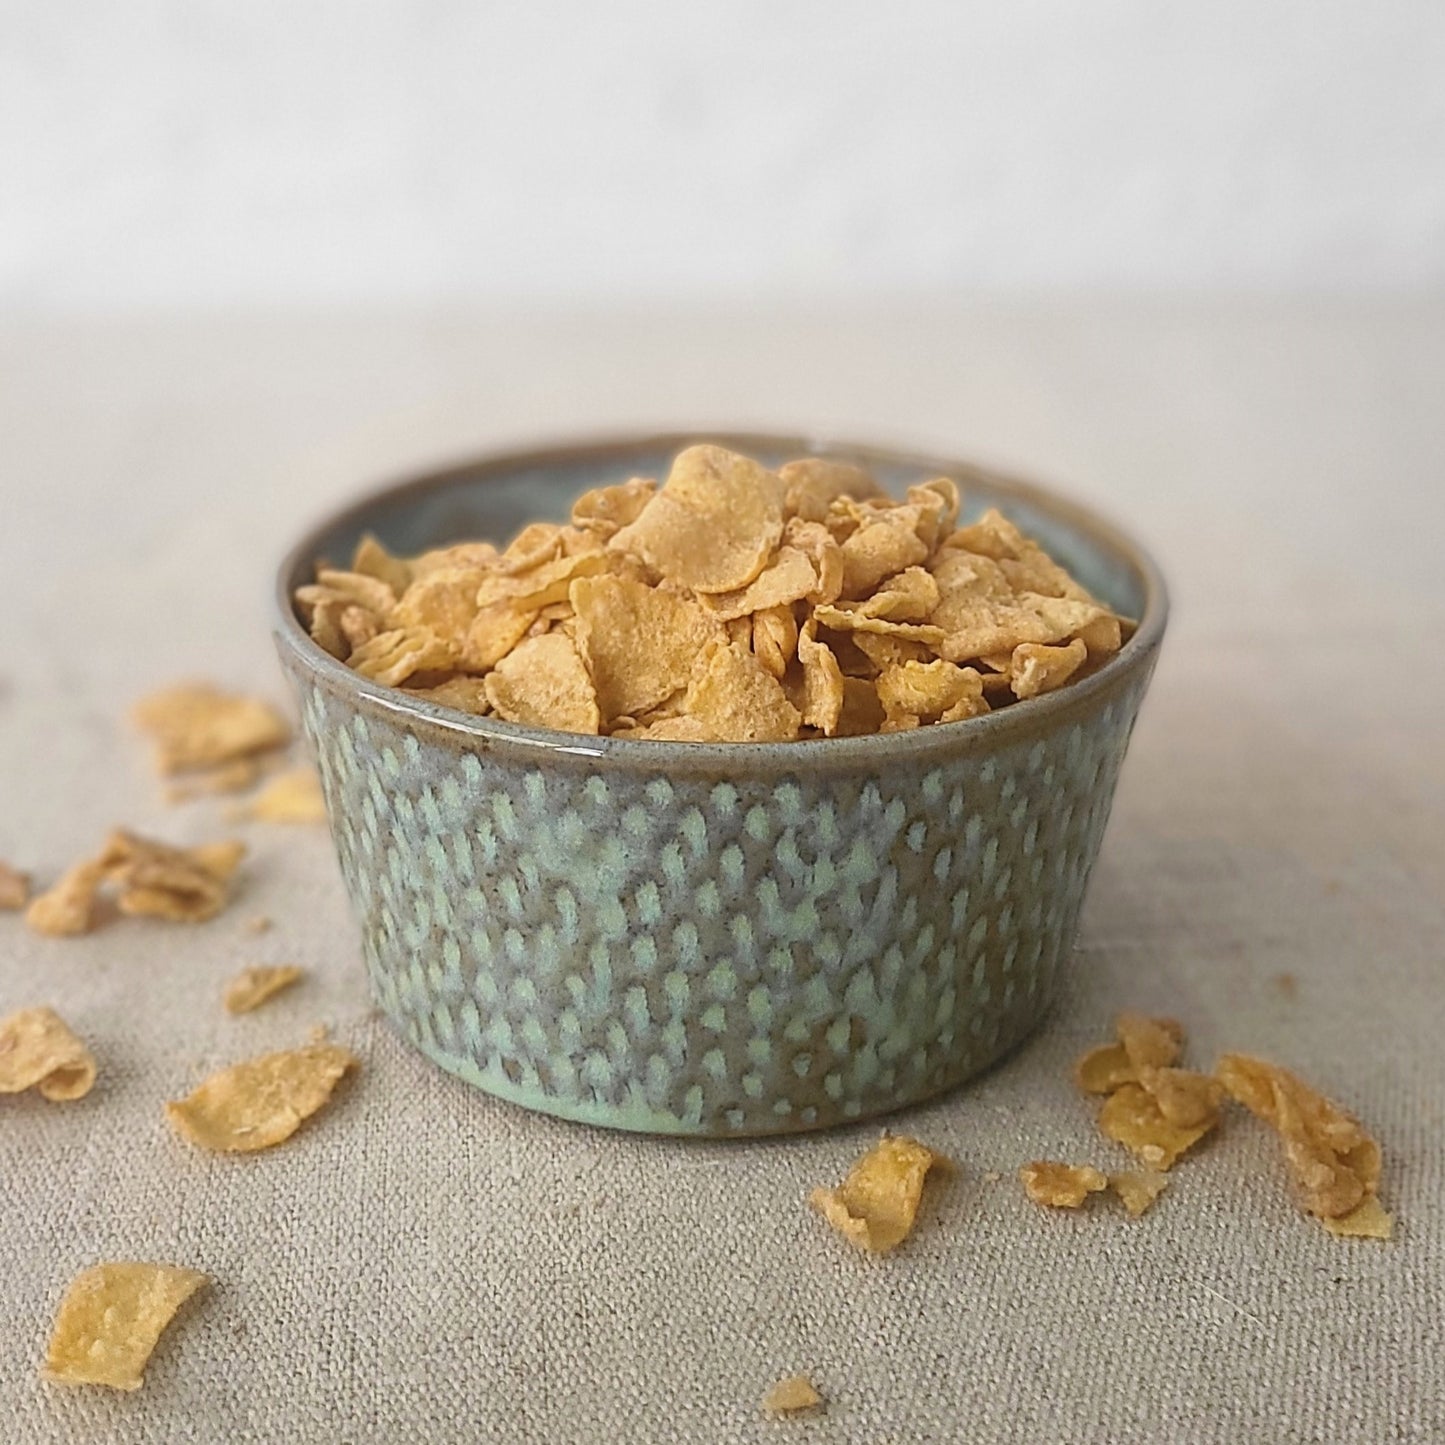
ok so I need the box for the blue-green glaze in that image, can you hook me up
[274,433,1166,1136]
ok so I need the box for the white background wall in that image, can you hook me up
[3,2,1443,309]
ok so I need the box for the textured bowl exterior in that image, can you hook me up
[275,432,1166,1136]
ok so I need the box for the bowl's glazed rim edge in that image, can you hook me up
[273,429,1168,769]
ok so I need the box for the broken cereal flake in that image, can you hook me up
[1216,1054,1382,1220]
[350,534,413,597]
[933,594,1105,666]
[609,716,713,742]
[875,659,988,732]
[683,639,801,743]
[476,549,610,612]
[1011,639,1088,700]
[229,769,327,824]
[223,965,305,1015]
[98,830,246,924]
[43,1262,208,1392]
[855,565,939,622]
[1109,1170,1169,1218]
[1098,1082,1216,1171]
[797,620,845,735]
[402,675,492,716]
[750,605,798,681]
[461,601,539,672]
[164,758,262,804]
[347,627,456,688]
[1075,613,1124,658]
[572,573,722,721]
[1019,1161,1108,1209]
[132,684,290,776]
[906,478,961,548]
[483,632,600,734]
[25,861,105,937]
[1321,1196,1393,1240]
[781,517,845,604]
[809,1135,949,1253]
[571,476,656,536]
[811,604,945,647]
[1074,1042,1137,1095]
[699,546,816,622]
[0,859,31,910]
[780,456,884,522]
[761,1374,825,1416]
[409,541,500,577]
[165,1042,357,1152]
[611,444,785,593]
[395,565,488,638]
[838,516,930,599]
[1139,1066,1224,1129]
[0,1006,97,1100]
[497,521,564,575]
[1116,1013,1185,1072]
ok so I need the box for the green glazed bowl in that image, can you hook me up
[274,433,1167,1136]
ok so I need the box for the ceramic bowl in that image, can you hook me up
[274,432,1167,1137]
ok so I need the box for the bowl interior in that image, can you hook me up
[284,435,1152,624]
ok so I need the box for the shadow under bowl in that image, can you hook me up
[274,431,1167,1137]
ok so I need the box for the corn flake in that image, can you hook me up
[875,660,988,731]
[347,627,456,687]
[166,1041,356,1152]
[571,476,656,536]
[684,639,801,743]
[403,675,493,715]
[1322,1196,1393,1240]
[223,965,305,1015]
[761,1374,825,1416]
[610,444,785,593]
[25,861,106,937]
[797,619,845,735]
[0,1006,97,1100]
[230,769,326,824]
[1098,1082,1216,1170]
[838,517,930,599]
[1074,1041,1137,1095]
[809,1135,948,1253]
[0,860,32,910]
[1109,1170,1170,1218]
[1020,1160,1108,1208]
[700,546,816,621]
[350,534,413,596]
[1116,1012,1185,1072]
[485,632,601,734]
[779,455,884,522]
[43,1262,208,1392]
[750,605,798,681]
[132,684,290,776]
[99,830,245,924]
[1011,639,1088,699]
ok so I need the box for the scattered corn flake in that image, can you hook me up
[809,1135,948,1253]
[761,1374,825,1416]
[1139,1066,1224,1129]
[683,639,801,743]
[347,627,456,688]
[1109,1170,1170,1218]
[750,605,799,680]
[1216,1053,1382,1220]
[164,757,262,804]
[350,534,413,597]
[1321,1196,1393,1240]
[166,1041,357,1152]
[1019,1161,1108,1209]
[797,619,845,734]
[1115,1012,1185,1072]
[43,1262,208,1392]
[224,965,305,1015]
[571,476,656,536]
[97,830,245,924]
[1098,1082,1216,1170]
[0,860,31,910]
[610,444,785,593]
[572,573,722,721]
[700,546,816,622]
[0,1006,97,1100]
[1075,1041,1137,1095]
[780,455,884,522]
[25,861,105,937]
[132,684,290,776]
[485,632,601,734]
[1011,639,1088,699]
[402,675,492,715]
[228,768,327,825]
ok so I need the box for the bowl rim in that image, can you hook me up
[273,429,1169,771]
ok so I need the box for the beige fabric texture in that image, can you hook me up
[2,306,1442,1444]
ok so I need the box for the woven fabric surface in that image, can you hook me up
[2,306,1441,1444]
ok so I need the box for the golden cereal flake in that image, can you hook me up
[1138,1066,1224,1130]
[855,565,940,622]
[1075,613,1124,658]
[683,639,801,744]
[1098,1082,1216,1170]
[1019,1161,1108,1209]
[933,594,1106,666]
[781,517,845,604]
[809,1135,948,1253]
[132,684,290,776]
[410,541,501,577]
[476,549,610,612]
[223,965,305,1015]
[610,444,786,593]
[497,522,564,575]
[750,605,799,681]
[164,758,263,803]
[811,604,946,647]
[1011,639,1088,700]
[797,619,846,735]
[1109,1170,1170,1218]
[43,1262,208,1392]
[349,534,413,597]
[571,476,656,536]
[779,455,885,521]
[0,1006,97,1100]
[98,831,245,924]
[461,602,540,672]
[0,859,31,910]
[166,1041,357,1152]
[1074,1041,1137,1095]
[1321,1196,1393,1240]
[484,632,601,734]
[347,627,457,688]
[1116,1012,1186,1072]
[395,565,488,638]
[699,546,817,622]
[403,675,493,715]
[25,861,105,938]
[1216,1053,1383,1221]
[761,1374,825,1416]
[572,573,723,722]
[838,516,931,599]
[876,660,988,731]
[230,769,327,824]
